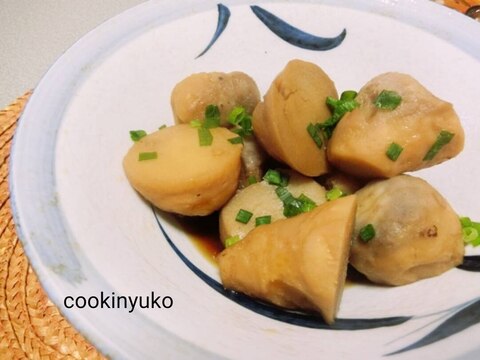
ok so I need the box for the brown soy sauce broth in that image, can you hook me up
[175,213,224,264]
[177,213,372,287]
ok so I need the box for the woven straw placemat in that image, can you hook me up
[0,2,478,359]
[0,93,104,359]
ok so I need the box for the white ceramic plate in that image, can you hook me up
[10,0,480,359]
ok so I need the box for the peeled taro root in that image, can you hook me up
[171,71,260,127]
[328,73,464,178]
[350,175,464,286]
[218,195,357,324]
[253,59,338,177]
[219,169,326,244]
[123,125,242,216]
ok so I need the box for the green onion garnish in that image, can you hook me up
[423,130,455,161]
[340,90,358,101]
[460,216,480,246]
[307,123,323,149]
[275,186,295,204]
[247,175,257,185]
[283,196,316,218]
[204,104,221,128]
[263,169,289,187]
[228,136,243,145]
[190,119,203,128]
[129,130,147,142]
[472,236,480,247]
[320,91,359,138]
[298,194,317,212]
[198,127,213,146]
[158,125,167,130]
[283,200,303,217]
[359,224,376,242]
[329,92,360,114]
[386,142,403,161]
[276,189,317,218]
[374,90,402,110]
[225,235,241,248]
[228,106,246,125]
[326,96,338,109]
[326,187,344,201]
[460,217,473,228]
[235,209,253,224]
[138,151,157,161]
[463,227,479,243]
[191,105,225,146]
[228,106,253,137]
[255,215,272,227]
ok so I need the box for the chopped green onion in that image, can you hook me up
[198,127,213,146]
[470,221,480,233]
[129,130,147,142]
[283,200,304,218]
[298,194,317,212]
[317,118,338,139]
[228,106,253,137]
[190,119,203,128]
[205,104,220,118]
[275,186,295,204]
[460,216,473,228]
[225,235,241,248]
[192,105,228,146]
[228,106,246,126]
[204,105,221,128]
[321,92,359,138]
[327,95,359,115]
[459,216,480,247]
[235,209,253,224]
[386,142,403,161]
[263,169,289,187]
[281,193,317,218]
[463,227,479,244]
[326,187,344,201]
[231,119,253,137]
[374,90,402,110]
[326,96,339,109]
[275,186,317,218]
[423,130,455,161]
[201,104,222,129]
[307,123,323,149]
[138,151,157,161]
[204,117,220,129]
[158,125,167,130]
[228,136,243,145]
[340,90,358,101]
[359,224,376,242]
[471,237,480,247]
[255,215,272,227]
[247,175,257,185]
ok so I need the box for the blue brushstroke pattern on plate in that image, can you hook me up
[197,3,346,58]
[196,4,231,58]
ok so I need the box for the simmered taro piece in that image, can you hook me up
[218,195,357,324]
[123,125,242,216]
[253,59,338,177]
[171,72,260,127]
[328,73,464,178]
[350,175,464,286]
[219,169,326,244]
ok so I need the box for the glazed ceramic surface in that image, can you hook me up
[10,0,480,359]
